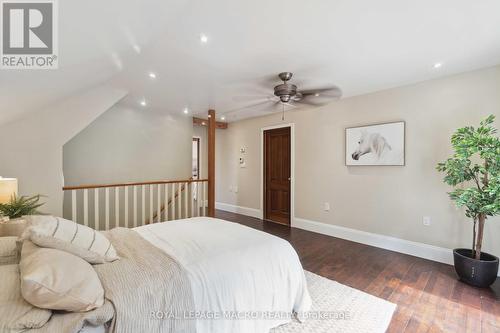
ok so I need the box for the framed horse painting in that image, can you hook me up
[345,121,405,166]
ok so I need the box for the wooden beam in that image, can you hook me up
[193,117,228,129]
[207,110,216,217]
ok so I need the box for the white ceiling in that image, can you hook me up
[1,0,500,124]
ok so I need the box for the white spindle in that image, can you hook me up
[72,190,77,222]
[157,184,161,223]
[191,182,196,217]
[141,185,146,226]
[171,183,175,221]
[133,186,138,228]
[105,188,110,230]
[164,184,169,221]
[149,185,153,224]
[195,182,200,217]
[115,187,120,228]
[124,187,129,228]
[94,189,99,230]
[83,189,89,226]
[185,182,189,218]
[178,182,182,219]
[202,182,206,216]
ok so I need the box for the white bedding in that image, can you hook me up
[135,217,311,333]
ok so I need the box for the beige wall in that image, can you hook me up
[216,66,500,256]
[63,104,192,186]
[0,84,126,216]
[62,104,193,225]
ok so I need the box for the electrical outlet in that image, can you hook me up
[233,186,238,193]
[324,202,330,212]
[423,216,431,226]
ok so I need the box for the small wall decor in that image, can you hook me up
[345,121,405,166]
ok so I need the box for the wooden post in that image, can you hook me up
[207,109,216,217]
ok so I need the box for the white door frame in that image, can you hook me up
[192,136,202,179]
[260,123,295,226]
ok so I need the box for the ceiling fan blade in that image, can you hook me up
[292,99,324,106]
[299,86,343,98]
[232,95,273,102]
[224,100,275,115]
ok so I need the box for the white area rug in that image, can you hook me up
[272,271,396,333]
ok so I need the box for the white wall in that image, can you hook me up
[0,84,127,216]
[216,66,500,258]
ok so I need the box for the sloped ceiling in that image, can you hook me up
[1,0,500,124]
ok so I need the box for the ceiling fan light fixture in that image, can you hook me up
[280,95,291,103]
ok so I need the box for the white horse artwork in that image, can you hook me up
[351,131,392,161]
[346,122,405,166]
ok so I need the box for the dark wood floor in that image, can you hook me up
[215,210,500,333]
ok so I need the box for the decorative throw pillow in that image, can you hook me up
[0,264,52,331]
[0,236,19,265]
[21,215,118,264]
[20,241,105,312]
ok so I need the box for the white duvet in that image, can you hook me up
[135,217,311,333]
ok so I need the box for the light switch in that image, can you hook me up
[423,216,431,226]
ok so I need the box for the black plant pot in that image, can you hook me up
[453,249,499,288]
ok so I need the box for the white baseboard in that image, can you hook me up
[216,202,262,219]
[293,217,453,265]
[216,204,500,275]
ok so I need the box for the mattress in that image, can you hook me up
[135,217,311,333]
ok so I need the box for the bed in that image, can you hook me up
[1,217,311,333]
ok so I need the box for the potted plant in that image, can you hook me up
[0,195,44,220]
[437,115,500,287]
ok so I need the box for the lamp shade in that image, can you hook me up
[0,177,18,204]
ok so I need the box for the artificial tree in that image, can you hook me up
[437,115,500,260]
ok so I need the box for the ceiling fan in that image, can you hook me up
[227,72,342,120]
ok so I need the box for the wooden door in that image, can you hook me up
[264,127,291,225]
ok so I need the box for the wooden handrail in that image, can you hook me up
[62,178,208,191]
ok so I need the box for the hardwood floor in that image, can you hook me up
[215,210,500,333]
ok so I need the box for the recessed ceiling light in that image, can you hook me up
[433,63,443,69]
[200,34,208,44]
[149,72,156,79]
[183,108,189,114]
[221,116,226,121]
[140,99,147,107]
[314,93,320,97]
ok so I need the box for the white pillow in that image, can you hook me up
[0,264,52,331]
[20,241,105,312]
[21,215,118,264]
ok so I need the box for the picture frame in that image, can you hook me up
[345,121,405,166]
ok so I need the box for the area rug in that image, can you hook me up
[271,271,396,333]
